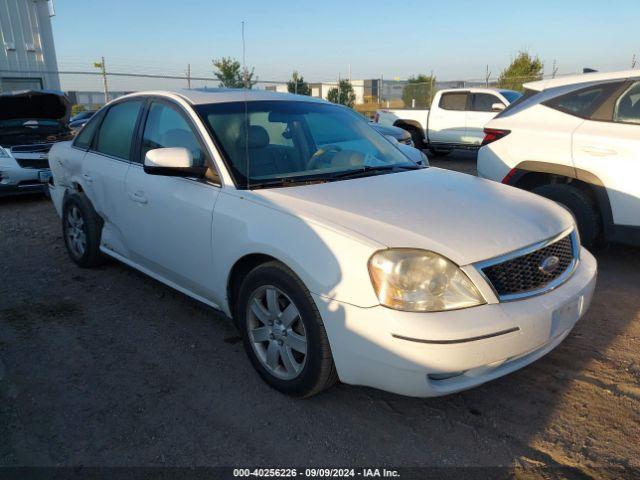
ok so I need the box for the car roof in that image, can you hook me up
[120,88,328,106]
[524,69,640,92]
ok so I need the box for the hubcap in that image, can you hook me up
[246,285,307,380]
[65,206,87,258]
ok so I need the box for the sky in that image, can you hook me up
[51,0,640,91]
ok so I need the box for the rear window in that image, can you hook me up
[439,92,468,111]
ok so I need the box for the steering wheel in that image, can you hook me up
[307,145,342,170]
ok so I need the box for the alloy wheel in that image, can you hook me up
[65,206,87,258]
[246,285,308,380]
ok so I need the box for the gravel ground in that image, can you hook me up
[1,152,639,476]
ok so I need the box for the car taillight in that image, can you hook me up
[481,128,510,146]
[501,168,518,184]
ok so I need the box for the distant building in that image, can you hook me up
[66,91,133,108]
[0,0,60,92]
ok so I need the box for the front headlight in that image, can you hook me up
[368,249,485,312]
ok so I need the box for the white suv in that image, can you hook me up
[48,89,596,398]
[478,70,640,249]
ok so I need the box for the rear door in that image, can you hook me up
[80,99,144,254]
[572,81,640,228]
[466,92,506,146]
[428,91,469,145]
[121,98,221,301]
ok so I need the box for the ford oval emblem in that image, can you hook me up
[539,255,560,275]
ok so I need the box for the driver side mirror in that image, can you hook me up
[491,102,506,112]
[143,147,206,178]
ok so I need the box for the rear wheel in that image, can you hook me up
[62,193,106,267]
[236,261,338,397]
[532,183,601,249]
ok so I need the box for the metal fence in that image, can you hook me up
[0,65,581,117]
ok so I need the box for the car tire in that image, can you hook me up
[62,193,106,268]
[236,261,338,397]
[532,183,601,249]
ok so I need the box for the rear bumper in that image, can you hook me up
[314,248,597,397]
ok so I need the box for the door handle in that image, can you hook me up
[581,145,617,157]
[128,191,148,204]
[82,173,94,183]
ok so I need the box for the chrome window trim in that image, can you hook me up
[473,227,579,302]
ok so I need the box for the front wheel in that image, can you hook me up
[236,261,338,397]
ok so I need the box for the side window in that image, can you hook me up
[471,93,504,112]
[439,92,469,111]
[544,83,622,119]
[73,110,103,149]
[94,100,143,160]
[613,82,640,125]
[141,102,206,166]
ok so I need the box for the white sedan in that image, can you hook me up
[48,89,597,397]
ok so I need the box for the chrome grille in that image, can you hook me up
[479,232,577,300]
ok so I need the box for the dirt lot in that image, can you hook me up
[1,153,639,477]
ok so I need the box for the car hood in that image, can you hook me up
[0,90,71,124]
[252,168,574,266]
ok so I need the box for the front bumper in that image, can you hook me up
[314,247,597,397]
[0,165,49,197]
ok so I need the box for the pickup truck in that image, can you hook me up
[375,88,521,155]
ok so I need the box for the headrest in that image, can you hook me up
[248,125,269,149]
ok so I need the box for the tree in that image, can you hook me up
[498,51,543,92]
[401,74,436,108]
[212,57,256,89]
[287,71,310,95]
[327,79,356,108]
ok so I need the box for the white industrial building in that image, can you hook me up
[0,0,61,92]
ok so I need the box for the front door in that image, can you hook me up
[121,99,221,302]
[465,93,505,146]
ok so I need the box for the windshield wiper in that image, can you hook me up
[327,164,423,181]
[248,176,329,190]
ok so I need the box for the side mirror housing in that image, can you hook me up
[143,147,206,178]
[491,102,506,112]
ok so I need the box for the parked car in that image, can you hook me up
[478,69,640,249]
[370,122,413,146]
[375,88,521,155]
[370,122,428,166]
[48,89,596,398]
[70,110,97,123]
[0,90,72,197]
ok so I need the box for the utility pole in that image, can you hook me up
[552,59,559,78]
[632,54,637,69]
[186,63,191,89]
[94,56,109,104]
[485,64,491,87]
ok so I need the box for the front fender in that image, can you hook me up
[211,191,382,315]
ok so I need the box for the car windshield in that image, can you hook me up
[195,100,418,188]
